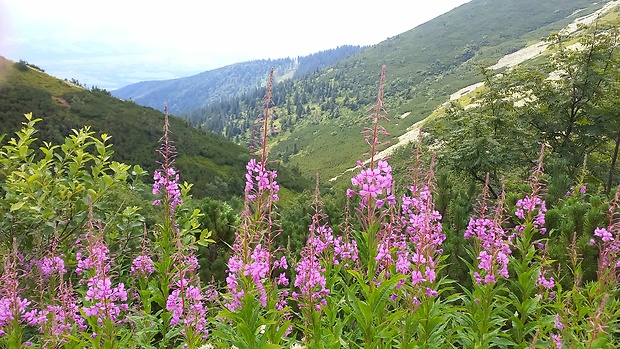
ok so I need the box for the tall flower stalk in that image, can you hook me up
[345,65,399,348]
[348,65,393,228]
[399,151,445,302]
[294,176,358,347]
[458,175,513,348]
[346,65,396,284]
[153,104,182,220]
[166,247,209,349]
[148,104,194,347]
[507,148,557,347]
[344,65,449,348]
[76,202,128,348]
[464,174,511,285]
[0,239,36,348]
[219,68,290,349]
[32,234,84,348]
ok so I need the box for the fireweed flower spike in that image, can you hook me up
[38,280,86,343]
[400,152,445,295]
[590,185,620,287]
[293,178,353,346]
[131,255,154,277]
[293,178,346,313]
[0,239,37,340]
[77,203,128,330]
[29,236,86,341]
[515,146,547,235]
[166,247,209,343]
[131,228,155,278]
[346,65,401,286]
[465,174,511,284]
[152,104,182,215]
[224,68,290,345]
[513,147,554,292]
[347,65,394,222]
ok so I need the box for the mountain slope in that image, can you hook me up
[111,46,363,113]
[183,0,610,181]
[0,56,253,199]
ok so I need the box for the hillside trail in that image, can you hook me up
[329,0,620,182]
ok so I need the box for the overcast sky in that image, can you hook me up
[1,0,470,89]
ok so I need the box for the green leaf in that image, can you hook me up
[10,201,25,211]
[491,336,517,347]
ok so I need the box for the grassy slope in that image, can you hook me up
[0,57,252,199]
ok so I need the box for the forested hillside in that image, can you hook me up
[180,0,608,180]
[112,45,363,113]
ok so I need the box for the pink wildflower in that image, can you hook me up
[130,255,154,276]
[349,160,395,209]
[594,227,613,242]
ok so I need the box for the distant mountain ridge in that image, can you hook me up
[111,45,363,113]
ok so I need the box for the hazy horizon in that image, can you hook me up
[0,0,470,90]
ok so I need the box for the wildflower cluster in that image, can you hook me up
[333,235,359,266]
[76,229,128,325]
[465,216,511,284]
[245,158,280,202]
[153,167,182,209]
[293,247,329,311]
[225,68,289,324]
[130,255,154,277]
[37,281,85,341]
[34,256,66,279]
[399,182,445,295]
[82,278,128,322]
[0,243,39,336]
[347,160,395,209]
[514,195,547,233]
[293,211,357,312]
[517,149,553,290]
[226,244,284,311]
[166,254,209,341]
[0,297,36,335]
[465,183,512,284]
